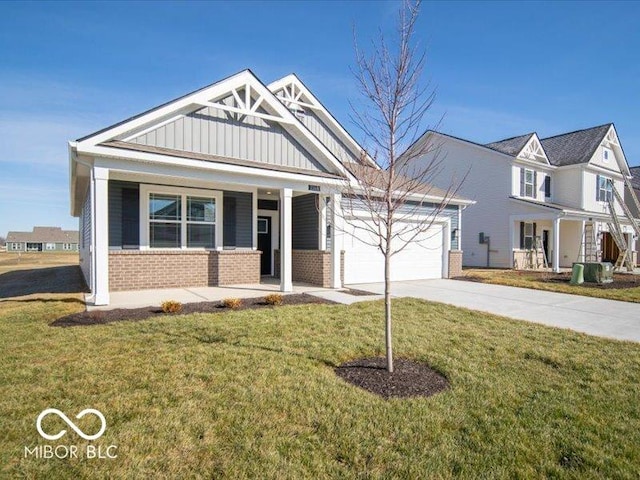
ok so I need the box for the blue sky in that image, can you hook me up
[1,0,639,237]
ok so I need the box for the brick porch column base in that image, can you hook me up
[108,250,261,291]
[448,250,463,278]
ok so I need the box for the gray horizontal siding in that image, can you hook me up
[127,93,327,173]
[342,197,460,249]
[292,194,319,249]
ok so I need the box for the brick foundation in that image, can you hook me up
[448,250,463,278]
[274,249,344,288]
[108,250,261,291]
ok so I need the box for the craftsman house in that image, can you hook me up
[69,70,472,305]
[6,227,79,253]
[406,124,639,271]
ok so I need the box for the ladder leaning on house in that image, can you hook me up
[526,236,549,270]
[606,176,640,272]
[578,222,600,263]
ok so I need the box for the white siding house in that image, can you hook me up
[405,124,638,271]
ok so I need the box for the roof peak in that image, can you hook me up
[540,123,613,141]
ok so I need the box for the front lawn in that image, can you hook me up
[1,296,639,478]
[458,268,640,303]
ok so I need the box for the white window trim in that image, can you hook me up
[603,148,611,163]
[524,169,535,198]
[45,243,56,250]
[11,243,21,250]
[524,222,534,250]
[597,176,613,203]
[140,184,223,250]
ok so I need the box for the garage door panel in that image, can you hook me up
[343,218,443,284]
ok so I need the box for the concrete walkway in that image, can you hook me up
[344,279,640,343]
[89,281,334,310]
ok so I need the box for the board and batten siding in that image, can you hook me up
[341,197,460,250]
[126,94,327,173]
[292,194,319,250]
[223,191,253,248]
[300,110,359,164]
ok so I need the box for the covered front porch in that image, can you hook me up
[509,207,637,272]
[79,162,345,306]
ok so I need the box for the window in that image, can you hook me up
[544,176,551,198]
[45,243,56,250]
[523,222,534,250]
[522,168,536,198]
[187,197,215,248]
[63,243,74,251]
[143,186,220,249]
[597,175,613,202]
[11,243,21,250]
[257,218,269,234]
[149,194,182,248]
[603,148,611,163]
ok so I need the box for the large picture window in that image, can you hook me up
[143,186,221,249]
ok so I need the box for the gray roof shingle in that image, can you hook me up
[6,227,79,244]
[540,124,612,167]
[485,133,534,156]
[630,166,640,190]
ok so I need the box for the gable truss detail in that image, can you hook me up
[518,136,548,163]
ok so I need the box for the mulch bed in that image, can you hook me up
[335,357,449,399]
[457,271,639,290]
[51,293,334,328]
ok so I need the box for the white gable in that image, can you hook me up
[516,134,549,165]
[75,70,351,177]
[589,125,630,175]
[268,75,377,168]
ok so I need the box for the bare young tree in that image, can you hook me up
[342,0,463,373]
[0,236,5,247]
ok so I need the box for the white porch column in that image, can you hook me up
[553,216,561,273]
[92,166,110,305]
[508,217,515,268]
[330,193,343,288]
[280,188,293,292]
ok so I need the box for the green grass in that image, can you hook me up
[1,296,640,479]
[461,268,640,303]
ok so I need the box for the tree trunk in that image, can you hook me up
[384,246,393,373]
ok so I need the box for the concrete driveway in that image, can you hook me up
[346,279,640,343]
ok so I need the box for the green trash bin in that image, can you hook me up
[570,263,584,285]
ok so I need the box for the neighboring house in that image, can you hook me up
[406,124,638,271]
[69,69,472,305]
[627,166,640,264]
[6,227,79,253]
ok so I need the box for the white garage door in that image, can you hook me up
[343,217,444,284]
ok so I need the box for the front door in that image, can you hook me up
[542,230,550,265]
[257,216,272,275]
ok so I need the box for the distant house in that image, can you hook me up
[6,227,79,253]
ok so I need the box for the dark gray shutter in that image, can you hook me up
[520,168,525,196]
[596,175,601,201]
[544,176,551,197]
[122,187,140,248]
[223,196,237,247]
[533,172,537,197]
[519,222,525,249]
[533,223,537,239]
